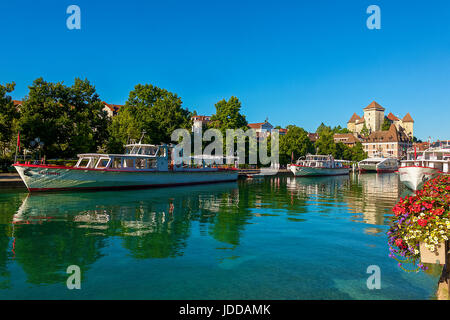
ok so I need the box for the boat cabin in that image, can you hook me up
[295,154,347,168]
[75,144,169,171]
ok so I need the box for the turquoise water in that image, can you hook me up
[0,173,441,299]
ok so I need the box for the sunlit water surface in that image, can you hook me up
[0,174,441,299]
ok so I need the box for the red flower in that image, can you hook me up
[433,208,445,216]
[395,239,403,247]
[417,219,428,227]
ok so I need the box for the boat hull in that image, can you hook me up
[14,164,238,192]
[358,163,377,173]
[358,160,398,173]
[289,165,349,176]
[398,166,439,191]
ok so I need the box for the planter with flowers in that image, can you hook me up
[388,175,450,272]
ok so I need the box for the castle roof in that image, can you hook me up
[402,112,414,122]
[387,112,400,121]
[355,116,365,124]
[364,124,410,143]
[364,101,385,111]
[347,113,361,123]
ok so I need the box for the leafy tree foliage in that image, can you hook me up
[360,123,370,137]
[0,82,19,158]
[315,130,336,156]
[350,142,367,161]
[314,125,367,161]
[107,84,191,152]
[279,125,314,164]
[209,96,248,133]
[316,122,350,135]
[19,78,109,158]
[381,117,392,131]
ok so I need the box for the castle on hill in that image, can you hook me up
[347,101,414,139]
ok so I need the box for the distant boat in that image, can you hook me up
[358,155,398,173]
[398,141,450,190]
[289,154,350,176]
[14,142,239,192]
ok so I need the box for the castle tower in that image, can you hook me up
[363,101,385,133]
[401,113,414,139]
[347,113,360,133]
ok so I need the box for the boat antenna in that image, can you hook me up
[139,130,146,144]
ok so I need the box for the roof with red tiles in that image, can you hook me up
[192,115,211,121]
[355,115,365,124]
[333,133,360,144]
[363,101,385,111]
[387,112,400,121]
[402,112,414,122]
[347,113,361,123]
[363,124,410,143]
[102,101,123,113]
[248,122,274,129]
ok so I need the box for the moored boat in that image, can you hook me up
[398,141,450,190]
[358,156,398,173]
[14,142,238,192]
[289,154,350,176]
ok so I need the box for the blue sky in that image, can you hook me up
[0,0,449,140]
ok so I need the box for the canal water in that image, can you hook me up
[0,173,441,299]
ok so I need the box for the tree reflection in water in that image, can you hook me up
[0,173,411,288]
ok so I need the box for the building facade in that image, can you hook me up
[191,115,212,133]
[333,133,361,147]
[361,124,412,159]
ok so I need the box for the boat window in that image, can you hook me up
[146,146,159,156]
[124,158,134,168]
[147,159,157,169]
[96,158,110,169]
[111,158,122,169]
[78,158,90,168]
[135,158,146,169]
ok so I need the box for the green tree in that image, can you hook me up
[0,82,19,159]
[360,123,369,137]
[351,142,367,161]
[279,125,314,164]
[332,125,351,134]
[314,130,336,156]
[381,117,392,131]
[209,96,248,133]
[107,84,191,152]
[315,122,331,135]
[19,78,109,158]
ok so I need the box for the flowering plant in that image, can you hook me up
[388,175,450,272]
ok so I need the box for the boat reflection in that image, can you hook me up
[1,173,408,287]
[283,173,408,234]
[5,183,244,285]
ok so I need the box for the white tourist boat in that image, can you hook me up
[14,142,239,192]
[398,141,450,190]
[289,154,350,176]
[358,156,398,173]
